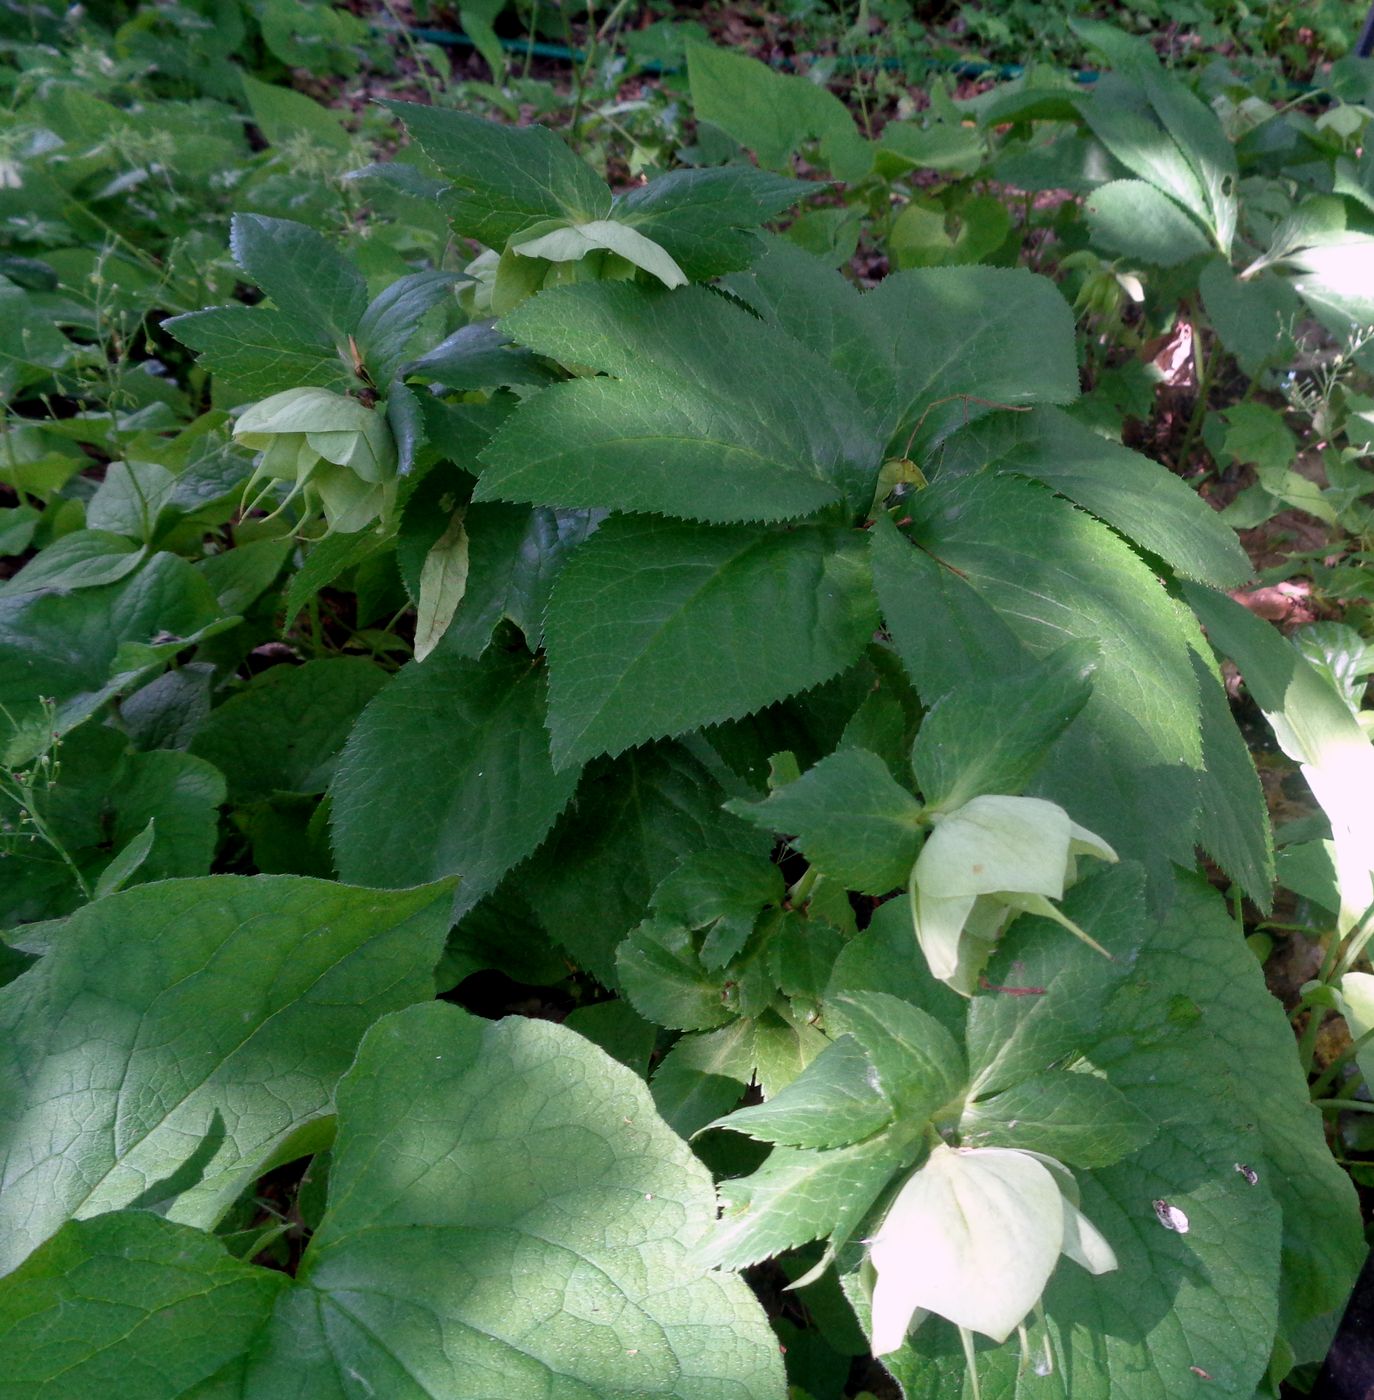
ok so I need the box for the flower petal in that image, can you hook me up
[917,796,1072,899]
[235,386,365,437]
[1068,821,1119,865]
[870,1144,1065,1348]
[1061,1198,1118,1275]
[913,889,976,982]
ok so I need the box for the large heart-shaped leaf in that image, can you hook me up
[0,875,454,1276]
[1,1004,785,1400]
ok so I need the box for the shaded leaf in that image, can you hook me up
[0,875,454,1273]
[330,647,580,915]
[482,282,879,523]
[544,515,879,768]
[190,658,387,805]
[388,102,611,246]
[730,748,922,895]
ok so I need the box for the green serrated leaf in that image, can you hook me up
[700,1132,913,1273]
[651,1020,756,1137]
[1084,177,1214,265]
[960,1069,1154,1168]
[1142,878,1365,1349]
[826,992,966,1120]
[229,214,367,347]
[355,270,458,385]
[769,911,848,1003]
[653,850,784,970]
[731,748,922,895]
[404,320,555,391]
[753,1006,832,1097]
[388,102,611,246]
[282,526,386,626]
[825,892,970,1044]
[890,477,1205,878]
[544,515,879,767]
[162,305,348,400]
[966,863,1148,1097]
[913,643,1096,812]
[734,243,1079,456]
[1187,584,1374,933]
[618,917,731,1032]
[523,743,766,987]
[330,647,580,915]
[1077,81,1210,226]
[613,166,807,280]
[481,282,879,523]
[939,405,1251,587]
[709,1033,893,1149]
[1192,651,1275,909]
[880,871,1333,1394]
[190,657,387,804]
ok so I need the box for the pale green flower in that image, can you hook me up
[510,217,687,288]
[910,795,1117,993]
[233,387,396,535]
[459,248,500,317]
[868,1143,1116,1356]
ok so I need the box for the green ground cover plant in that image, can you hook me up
[1,4,1373,1397]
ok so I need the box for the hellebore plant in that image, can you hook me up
[868,1144,1118,1376]
[910,795,1118,993]
[233,386,398,535]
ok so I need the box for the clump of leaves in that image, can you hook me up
[0,91,1366,1400]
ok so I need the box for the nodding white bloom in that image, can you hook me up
[910,795,1117,993]
[868,1143,1117,1356]
[234,387,397,535]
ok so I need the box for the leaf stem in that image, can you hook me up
[1313,1098,1374,1115]
[1309,1026,1374,1100]
[1175,320,1217,474]
[1296,1001,1328,1076]
[787,865,819,908]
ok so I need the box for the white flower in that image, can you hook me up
[910,795,1117,992]
[869,1143,1117,1355]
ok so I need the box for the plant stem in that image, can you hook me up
[1314,1098,1374,1114]
[523,0,539,79]
[308,595,326,659]
[0,774,93,902]
[378,0,444,103]
[787,865,819,908]
[564,1,591,142]
[1175,323,1217,474]
[1334,899,1374,980]
[1309,1026,1374,1100]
